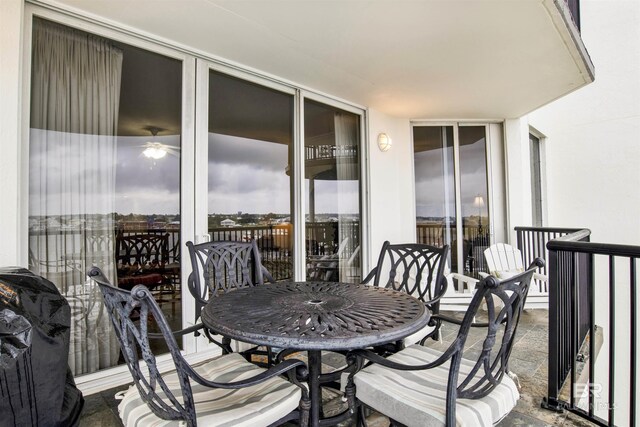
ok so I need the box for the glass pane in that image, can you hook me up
[459,126,490,277]
[530,134,543,227]
[28,18,183,375]
[208,71,294,280]
[413,126,456,267]
[304,100,361,283]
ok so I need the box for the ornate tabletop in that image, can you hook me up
[200,281,430,351]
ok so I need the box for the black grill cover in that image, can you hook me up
[0,267,83,427]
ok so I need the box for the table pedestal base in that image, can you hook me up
[308,350,322,427]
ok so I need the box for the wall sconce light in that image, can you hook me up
[377,133,392,152]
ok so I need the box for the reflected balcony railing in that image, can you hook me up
[28,221,360,284]
[305,144,358,162]
[416,222,490,278]
[209,221,360,282]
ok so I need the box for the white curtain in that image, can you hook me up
[29,19,122,375]
[333,112,359,282]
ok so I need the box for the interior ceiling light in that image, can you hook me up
[142,127,168,159]
[143,142,168,160]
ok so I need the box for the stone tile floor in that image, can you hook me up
[79,309,594,426]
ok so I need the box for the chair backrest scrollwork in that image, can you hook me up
[88,267,197,426]
[116,233,170,272]
[186,240,267,321]
[368,241,450,308]
[451,258,544,401]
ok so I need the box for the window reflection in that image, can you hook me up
[459,126,490,277]
[28,18,183,375]
[414,125,491,279]
[207,71,294,280]
[414,126,456,267]
[304,100,361,283]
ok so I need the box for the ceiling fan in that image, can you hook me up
[140,126,180,159]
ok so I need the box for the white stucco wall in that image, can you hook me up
[528,2,640,421]
[0,0,24,266]
[503,118,534,243]
[366,109,415,267]
[528,0,640,245]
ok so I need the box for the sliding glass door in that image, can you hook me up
[26,14,365,376]
[458,125,491,275]
[195,62,364,300]
[414,126,457,266]
[304,99,361,284]
[28,17,186,375]
[413,123,492,279]
[202,69,295,280]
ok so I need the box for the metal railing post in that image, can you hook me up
[542,244,565,411]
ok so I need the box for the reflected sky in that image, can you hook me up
[31,131,359,217]
[116,134,180,215]
[208,133,290,214]
[415,134,488,218]
[209,133,359,215]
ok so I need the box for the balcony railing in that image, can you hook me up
[28,221,360,284]
[539,228,639,427]
[515,226,585,299]
[566,0,581,31]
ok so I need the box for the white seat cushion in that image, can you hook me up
[118,353,301,427]
[209,331,261,353]
[197,315,260,353]
[354,345,519,427]
[402,323,436,346]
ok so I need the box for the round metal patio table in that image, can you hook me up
[201,281,431,427]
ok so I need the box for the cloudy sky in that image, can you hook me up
[114,132,358,216]
[30,130,359,217]
[207,133,358,215]
[114,134,181,215]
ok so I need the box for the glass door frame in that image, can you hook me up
[194,60,298,351]
[300,91,369,282]
[410,121,500,275]
[194,64,369,291]
[21,2,370,387]
[21,3,200,381]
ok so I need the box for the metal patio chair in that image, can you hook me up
[362,241,450,349]
[307,237,357,282]
[186,239,275,358]
[88,266,309,427]
[115,233,172,288]
[345,258,545,427]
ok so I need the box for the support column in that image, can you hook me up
[0,0,25,266]
[503,117,532,244]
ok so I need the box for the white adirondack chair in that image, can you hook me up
[480,243,548,308]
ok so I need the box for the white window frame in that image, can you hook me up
[410,120,505,274]
[21,2,370,391]
[300,91,369,278]
[528,126,548,226]
[22,3,200,392]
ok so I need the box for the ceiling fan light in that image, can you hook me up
[143,143,168,159]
